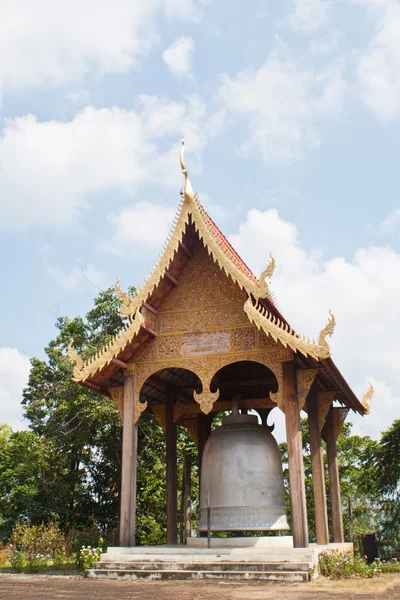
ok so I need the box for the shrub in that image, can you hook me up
[67,525,106,556]
[318,549,382,579]
[77,545,103,570]
[0,544,12,567]
[377,558,400,574]
[10,519,66,572]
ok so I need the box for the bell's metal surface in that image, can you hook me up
[199,405,289,532]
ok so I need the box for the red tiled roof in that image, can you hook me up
[201,209,288,324]
[204,212,258,283]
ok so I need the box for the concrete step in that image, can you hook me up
[86,568,310,582]
[100,552,315,563]
[95,561,311,572]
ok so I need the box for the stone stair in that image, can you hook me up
[86,546,316,582]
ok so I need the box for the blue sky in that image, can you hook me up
[1,0,399,441]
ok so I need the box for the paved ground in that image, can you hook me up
[0,575,399,600]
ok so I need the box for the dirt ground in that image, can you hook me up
[0,575,399,600]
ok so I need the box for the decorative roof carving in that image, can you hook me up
[361,381,374,415]
[68,310,144,382]
[243,298,332,360]
[180,136,196,203]
[318,310,336,356]
[67,141,336,381]
[115,278,136,318]
[258,253,276,298]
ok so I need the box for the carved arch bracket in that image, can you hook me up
[108,386,124,419]
[317,391,336,431]
[193,378,220,414]
[131,348,291,421]
[296,369,318,412]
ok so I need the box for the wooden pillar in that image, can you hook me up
[180,454,191,544]
[119,373,138,547]
[308,391,329,545]
[166,390,177,545]
[325,407,344,543]
[283,360,309,548]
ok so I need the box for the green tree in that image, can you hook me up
[2,285,199,545]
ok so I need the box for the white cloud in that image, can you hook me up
[0,95,207,231]
[229,208,400,440]
[379,208,400,234]
[218,52,345,163]
[0,0,205,99]
[289,0,332,34]
[100,202,176,257]
[66,89,91,106]
[309,31,341,53]
[357,2,400,122]
[162,36,195,76]
[0,348,30,430]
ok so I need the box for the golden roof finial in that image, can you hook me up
[67,339,83,371]
[318,309,336,356]
[115,277,135,318]
[180,136,195,203]
[258,253,276,297]
[361,381,374,415]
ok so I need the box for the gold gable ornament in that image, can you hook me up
[258,253,276,299]
[361,382,374,415]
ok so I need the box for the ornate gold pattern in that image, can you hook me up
[258,253,276,298]
[159,335,181,358]
[317,391,336,431]
[258,331,277,349]
[108,386,124,419]
[361,382,374,415]
[244,298,330,360]
[296,369,318,412]
[318,310,336,356]
[233,328,256,352]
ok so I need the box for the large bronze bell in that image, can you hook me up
[199,402,289,532]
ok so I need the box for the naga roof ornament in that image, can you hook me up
[318,309,336,356]
[258,253,276,298]
[67,140,338,382]
[361,382,374,414]
[115,277,136,318]
[243,298,333,360]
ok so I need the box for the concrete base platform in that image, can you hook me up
[187,536,294,548]
[88,542,353,582]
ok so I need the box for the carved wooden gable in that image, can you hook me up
[131,241,292,418]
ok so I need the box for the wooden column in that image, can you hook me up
[325,407,344,543]
[283,360,309,548]
[166,390,177,545]
[180,454,191,544]
[308,391,329,545]
[119,373,138,547]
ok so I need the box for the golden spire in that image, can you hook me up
[180,137,195,203]
[258,253,276,297]
[318,309,336,355]
[361,381,374,414]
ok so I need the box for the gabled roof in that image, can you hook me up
[68,140,336,384]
